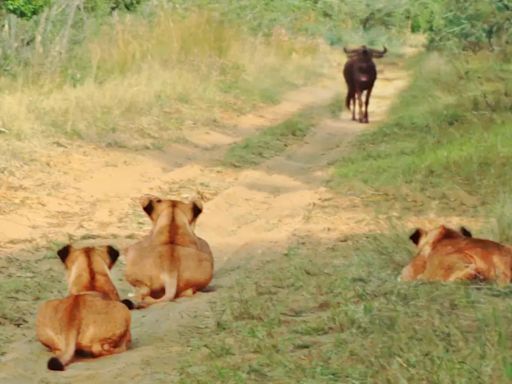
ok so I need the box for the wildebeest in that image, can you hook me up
[343,45,387,123]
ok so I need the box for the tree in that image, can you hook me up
[2,0,51,19]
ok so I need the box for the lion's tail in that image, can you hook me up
[47,329,77,371]
[121,299,135,310]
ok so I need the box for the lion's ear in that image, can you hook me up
[107,245,120,265]
[142,200,154,216]
[460,226,472,238]
[57,245,71,263]
[192,200,203,220]
[409,229,423,245]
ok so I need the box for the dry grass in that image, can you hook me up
[0,10,334,157]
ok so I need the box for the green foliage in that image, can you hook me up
[2,0,50,19]
[111,0,145,11]
[0,0,418,79]
[410,0,512,51]
[170,0,413,46]
[0,0,509,69]
[0,0,146,19]
[433,0,511,51]
[84,0,146,13]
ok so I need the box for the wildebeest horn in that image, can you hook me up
[344,46,362,54]
[343,47,362,58]
[370,46,387,58]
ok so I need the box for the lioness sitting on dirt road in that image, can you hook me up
[36,245,131,371]
[124,195,214,308]
[399,225,512,284]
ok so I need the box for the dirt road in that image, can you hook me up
[0,55,412,383]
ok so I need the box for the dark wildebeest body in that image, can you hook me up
[343,45,387,123]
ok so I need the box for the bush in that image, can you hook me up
[2,0,50,19]
[410,0,512,52]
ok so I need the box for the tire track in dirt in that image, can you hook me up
[0,56,414,383]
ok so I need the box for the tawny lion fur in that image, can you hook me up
[399,225,512,284]
[124,195,214,307]
[36,245,131,371]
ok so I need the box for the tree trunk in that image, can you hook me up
[35,7,50,55]
[8,14,17,52]
[57,0,82,56]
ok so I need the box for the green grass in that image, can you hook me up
[224,97,343,168]
[330,49,512,218]
[0,247,66,355]
[177,234,512,383]
[223,114,316,168]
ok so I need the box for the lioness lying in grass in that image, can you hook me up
[400,225,512,284]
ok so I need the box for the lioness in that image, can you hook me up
[399,225,512,284]
[36,245,131,371]
[124,195,214,307]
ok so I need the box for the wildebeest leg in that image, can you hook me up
[345,91,352,112]
[346,90,356,121]
[350,93,356,120]
[351,93,356,121]
[363,87,372,123]
[357,91,364,122]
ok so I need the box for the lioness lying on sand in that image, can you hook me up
[399,225,512,284]
[124,195,214,308]
[36,245,131,371]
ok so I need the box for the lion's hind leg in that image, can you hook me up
[90,329,131,357]
[178,288,195,298]
[446,264,479,282]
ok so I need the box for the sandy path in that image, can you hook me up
[0,56,412,383]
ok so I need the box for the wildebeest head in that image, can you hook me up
[343,45,387,59]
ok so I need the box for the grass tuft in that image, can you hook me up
[223,114,315,168]
[224,97,343,168]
